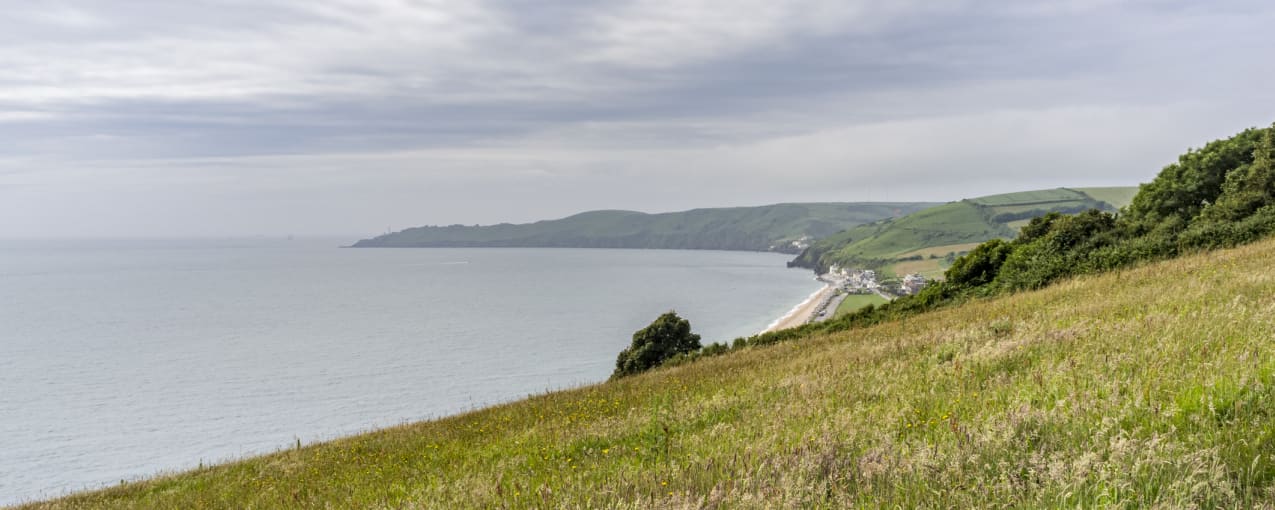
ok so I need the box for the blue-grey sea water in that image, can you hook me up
[0,238,820,504]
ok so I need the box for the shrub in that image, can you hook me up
[944,238,1011,289]
[612,311,702,378]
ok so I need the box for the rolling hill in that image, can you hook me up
[350,202,937,253]
[789,187,1138,276]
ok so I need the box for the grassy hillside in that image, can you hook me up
[831,293,887,317]
[27,237,1275,509]
[1075,186,1140,209]
[790,187,1137,274]
[351,202,936,253]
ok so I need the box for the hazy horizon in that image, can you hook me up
[3,1,1273,238]
[0,190,1110,241]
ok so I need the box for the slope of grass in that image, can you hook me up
[351,202,936,253]
[791,187,1137,272]
[895,242,985,259]
[832,293,888,317]
[967,188,1092,206]
[790,201,1008,270]
[1076,186,1141,209]
[27,237,1275,509]
[888,257,946,278]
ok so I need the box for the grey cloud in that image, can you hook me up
[1,0,1273,237]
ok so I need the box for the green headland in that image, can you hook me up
[350,202,936,253]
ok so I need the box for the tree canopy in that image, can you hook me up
[612,311,702,378]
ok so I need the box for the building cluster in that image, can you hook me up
[770,235,815,253]
[827,264,932,297]
[899,273,928,295]
[789,235,814,251]
[827,265,879,293]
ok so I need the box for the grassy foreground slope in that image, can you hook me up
[30,238,1275,508]
[790,187,1136,273]
[351,202,935,253]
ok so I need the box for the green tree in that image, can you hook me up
[993,209,1117,291]
[1199,124,1275,223]
[612,311,702,378]
[944,238,1011,289]
[1122,128,1264,235]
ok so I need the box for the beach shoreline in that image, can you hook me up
[761,280,837,333]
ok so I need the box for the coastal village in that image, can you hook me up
[761,263,935,333]
[804,265,930,325]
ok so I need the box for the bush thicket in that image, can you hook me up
[612,311,701,378]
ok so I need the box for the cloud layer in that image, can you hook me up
[2,0,1273,237]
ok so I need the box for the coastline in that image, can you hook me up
[762,280,836,333]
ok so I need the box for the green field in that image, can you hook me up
[966,188,1092,206]
[832,293,888,317]
[792,200,1005,267]
[1076,186,1141,209]
[894,242,984,259]
[889,257,948,278]
[1005,218,1033,231]
[30,237,1275,509]
[789,187,1138,273]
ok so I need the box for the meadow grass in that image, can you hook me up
[886,258,943,279]
[833,294,889,318]
[895,242,984,259]
[967,188,1092,206]
[20,238,1275,509]
[886,242,975,278]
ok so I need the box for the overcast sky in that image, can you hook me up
[1,0,1273,238]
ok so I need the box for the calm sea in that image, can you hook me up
[0,238,819,504]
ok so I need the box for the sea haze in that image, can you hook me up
[0,238,820,504]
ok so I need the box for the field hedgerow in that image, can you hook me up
[18,238,1275,509]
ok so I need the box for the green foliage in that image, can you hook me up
[700,342,729,356]
[943,238,1010,288]
[1198,127,1275,223]
[612,311,702,378]
[992,210,1118,291]
[1122,127,1266,235]
[989,203,1094,223]
[352,202,936,253]
[1016,212,1063,243]
[951,122,1273,296]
